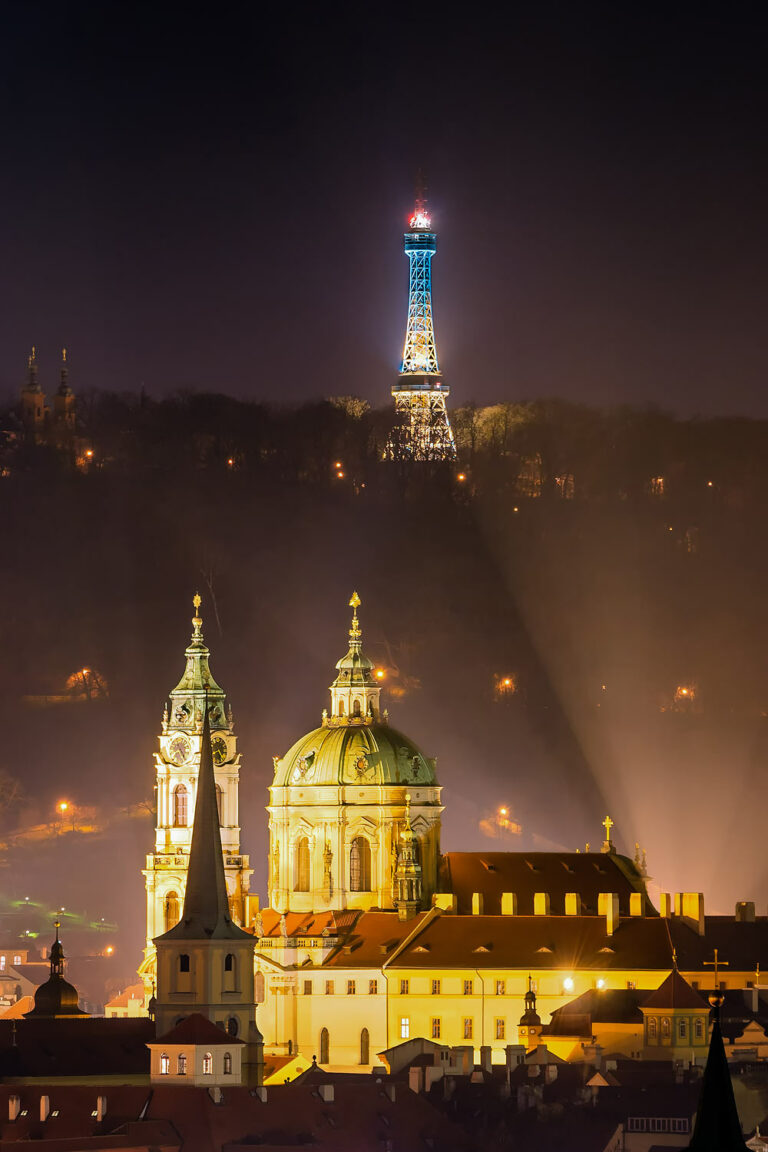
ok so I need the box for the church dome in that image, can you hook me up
[25,924,86,1019]
[274,722,436,788]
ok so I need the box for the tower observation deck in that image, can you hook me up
[387,179,457,461]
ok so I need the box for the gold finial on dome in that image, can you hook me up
[192,592,203,636]
[349,591,361,642]
[62,347,67,363]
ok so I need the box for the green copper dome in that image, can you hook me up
[273,722,437,788]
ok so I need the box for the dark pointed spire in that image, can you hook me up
[688,996,748,1151]
[160,697,250,941]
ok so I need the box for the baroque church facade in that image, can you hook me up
[140,594,768,1073]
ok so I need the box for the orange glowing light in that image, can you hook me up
[336,471,345,479]
[227,458,235,467]
[105,946,114,955]
[457,473,466,482]
[58,802,68,813]
[707,480,714,488]
[85,449,94,458]
[499,807,508,817]
[375,669,385,680]
[334,461,343,469]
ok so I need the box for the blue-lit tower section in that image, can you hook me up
[389,182,456,461]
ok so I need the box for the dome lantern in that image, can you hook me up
[326,592,381,725]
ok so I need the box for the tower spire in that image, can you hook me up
[161,698,250,941]
[394,792,423,920]
[326,592,382,725]
[386,177,456,461]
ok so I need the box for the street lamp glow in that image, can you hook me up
[563,976,574,992]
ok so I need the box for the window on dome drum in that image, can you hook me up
[223,1052,232,1075]
[360,1027,369,1064]
[338,700,345,716]
[400,979,409,995]
[463,979,473,996]
[179,954,190,973]
[347,980,356,995]
[353,699,362,717]
[325,980,334,995]
[203,1053,213,1075]
[463,1018,473,1040]
[160,1053,170,1075]
[431,979,441,995]
[678,1018,687,1038]
[173,785,188,827]
[215,784,223,825]
[320,1028,329,1064]
[400,1017,410,1039]
[177,1053,187,1075]
[349,837,371,891]
[164,891,180,931]
[304,980,313,995]
[294,837,310,892]
[495,980,505,996]
[431,1018,441,1039]
[369,979,378,994]
[495,1018,506,1040]
[648,1017,657,1038]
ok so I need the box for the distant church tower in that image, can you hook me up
[154,702,262,1084]
[20,346,47,436]
[268,593,442,914]
[53,348,76,431]
[140,595,252,992]
[387,175,456,461]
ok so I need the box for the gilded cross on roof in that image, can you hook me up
[602,816,613,836]
[704,948,729,985]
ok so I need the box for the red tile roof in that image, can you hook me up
[642,969,710,1011]
[155,1014,243,1046]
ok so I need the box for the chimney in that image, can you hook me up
[96,1096,107,1122]
[384,1083,396,1102]
[660,893,672,918]
[736,901,756,923]
[8,1096,21,1122]
[681,893,705,936]
[479,1045,492,1074]
[598,893,619,936]
[545,1064,558,1083]
[471,893,484,915]
[629,892,644,916]
[565,892,581,916]
[40,1096,50,1122]
[318,1084,334,1103]
[501,892,517,915]
[253,1086,268,1102]
[534,892,550,916]
[208,1086,222,1104]
[674,892,683,917]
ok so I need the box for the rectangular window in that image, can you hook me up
[400,1017,410,1039]
[369,979,378,995]
[463,1018,473,1040]
[431,1018,441,1039]
[495,1018,505,1040]
[303,980,312,995]
[431,979,441,995]
[650,1118,669,1133]
[400,979,409,995]
[463,979,473,996]
[692,981,700,991]
[671,1120,689,1133]
[678,1018,687,1038]
[347,980,356,995]
[695,1018,704,1039]
[325,980,334,995]
[179,954,190,972]
[627,1119,646,1132]
[0,957,5,971]
[626,980,636,990]
[12,955,20,965]
[495,979,505,996]
[719,981,727,991]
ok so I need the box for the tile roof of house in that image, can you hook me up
[642,969,710,1011]
[0,1017,154,1078]
[543,988,646,1035]
[440,851,651,916]
[254,909,361,939]
[154,1013,243,1047]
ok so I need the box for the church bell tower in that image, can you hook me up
[140,595,253,992]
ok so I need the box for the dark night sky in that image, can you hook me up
[1,3,767,412]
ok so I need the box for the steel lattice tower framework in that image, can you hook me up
[387,180,456,461]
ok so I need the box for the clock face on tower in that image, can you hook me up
[211,736,228,766]
[168,734,192,766]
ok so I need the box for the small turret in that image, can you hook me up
[326,592,382,725]
[53,347,76,430]
[394,793,423,920]
[518,975,542,1052]
[166,594,229,732]
[25,922,87,1018]
[20,346,46,432]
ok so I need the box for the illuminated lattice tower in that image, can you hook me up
[388,180,456,461]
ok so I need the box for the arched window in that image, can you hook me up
[319,1027,329,1064]
[353,699,362,717]
[350,837,371,891]
[223,1052,232,1075]
[661,1017,671,1038]
[160,1053,170,1075]
[360,1027,369,1065]
[202,1052,213,1075]
[338,700,345,716]
[695,1017,704,1040]
[164,891,180,931]
[215,784,223,825]
[678,1018,687,1038]
[179,954,190,972]
[173,785,188,827]
[225,953,234,972]
[294,837,310,892]
[648,1017,657,1038]
[177,1053,187,1075]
